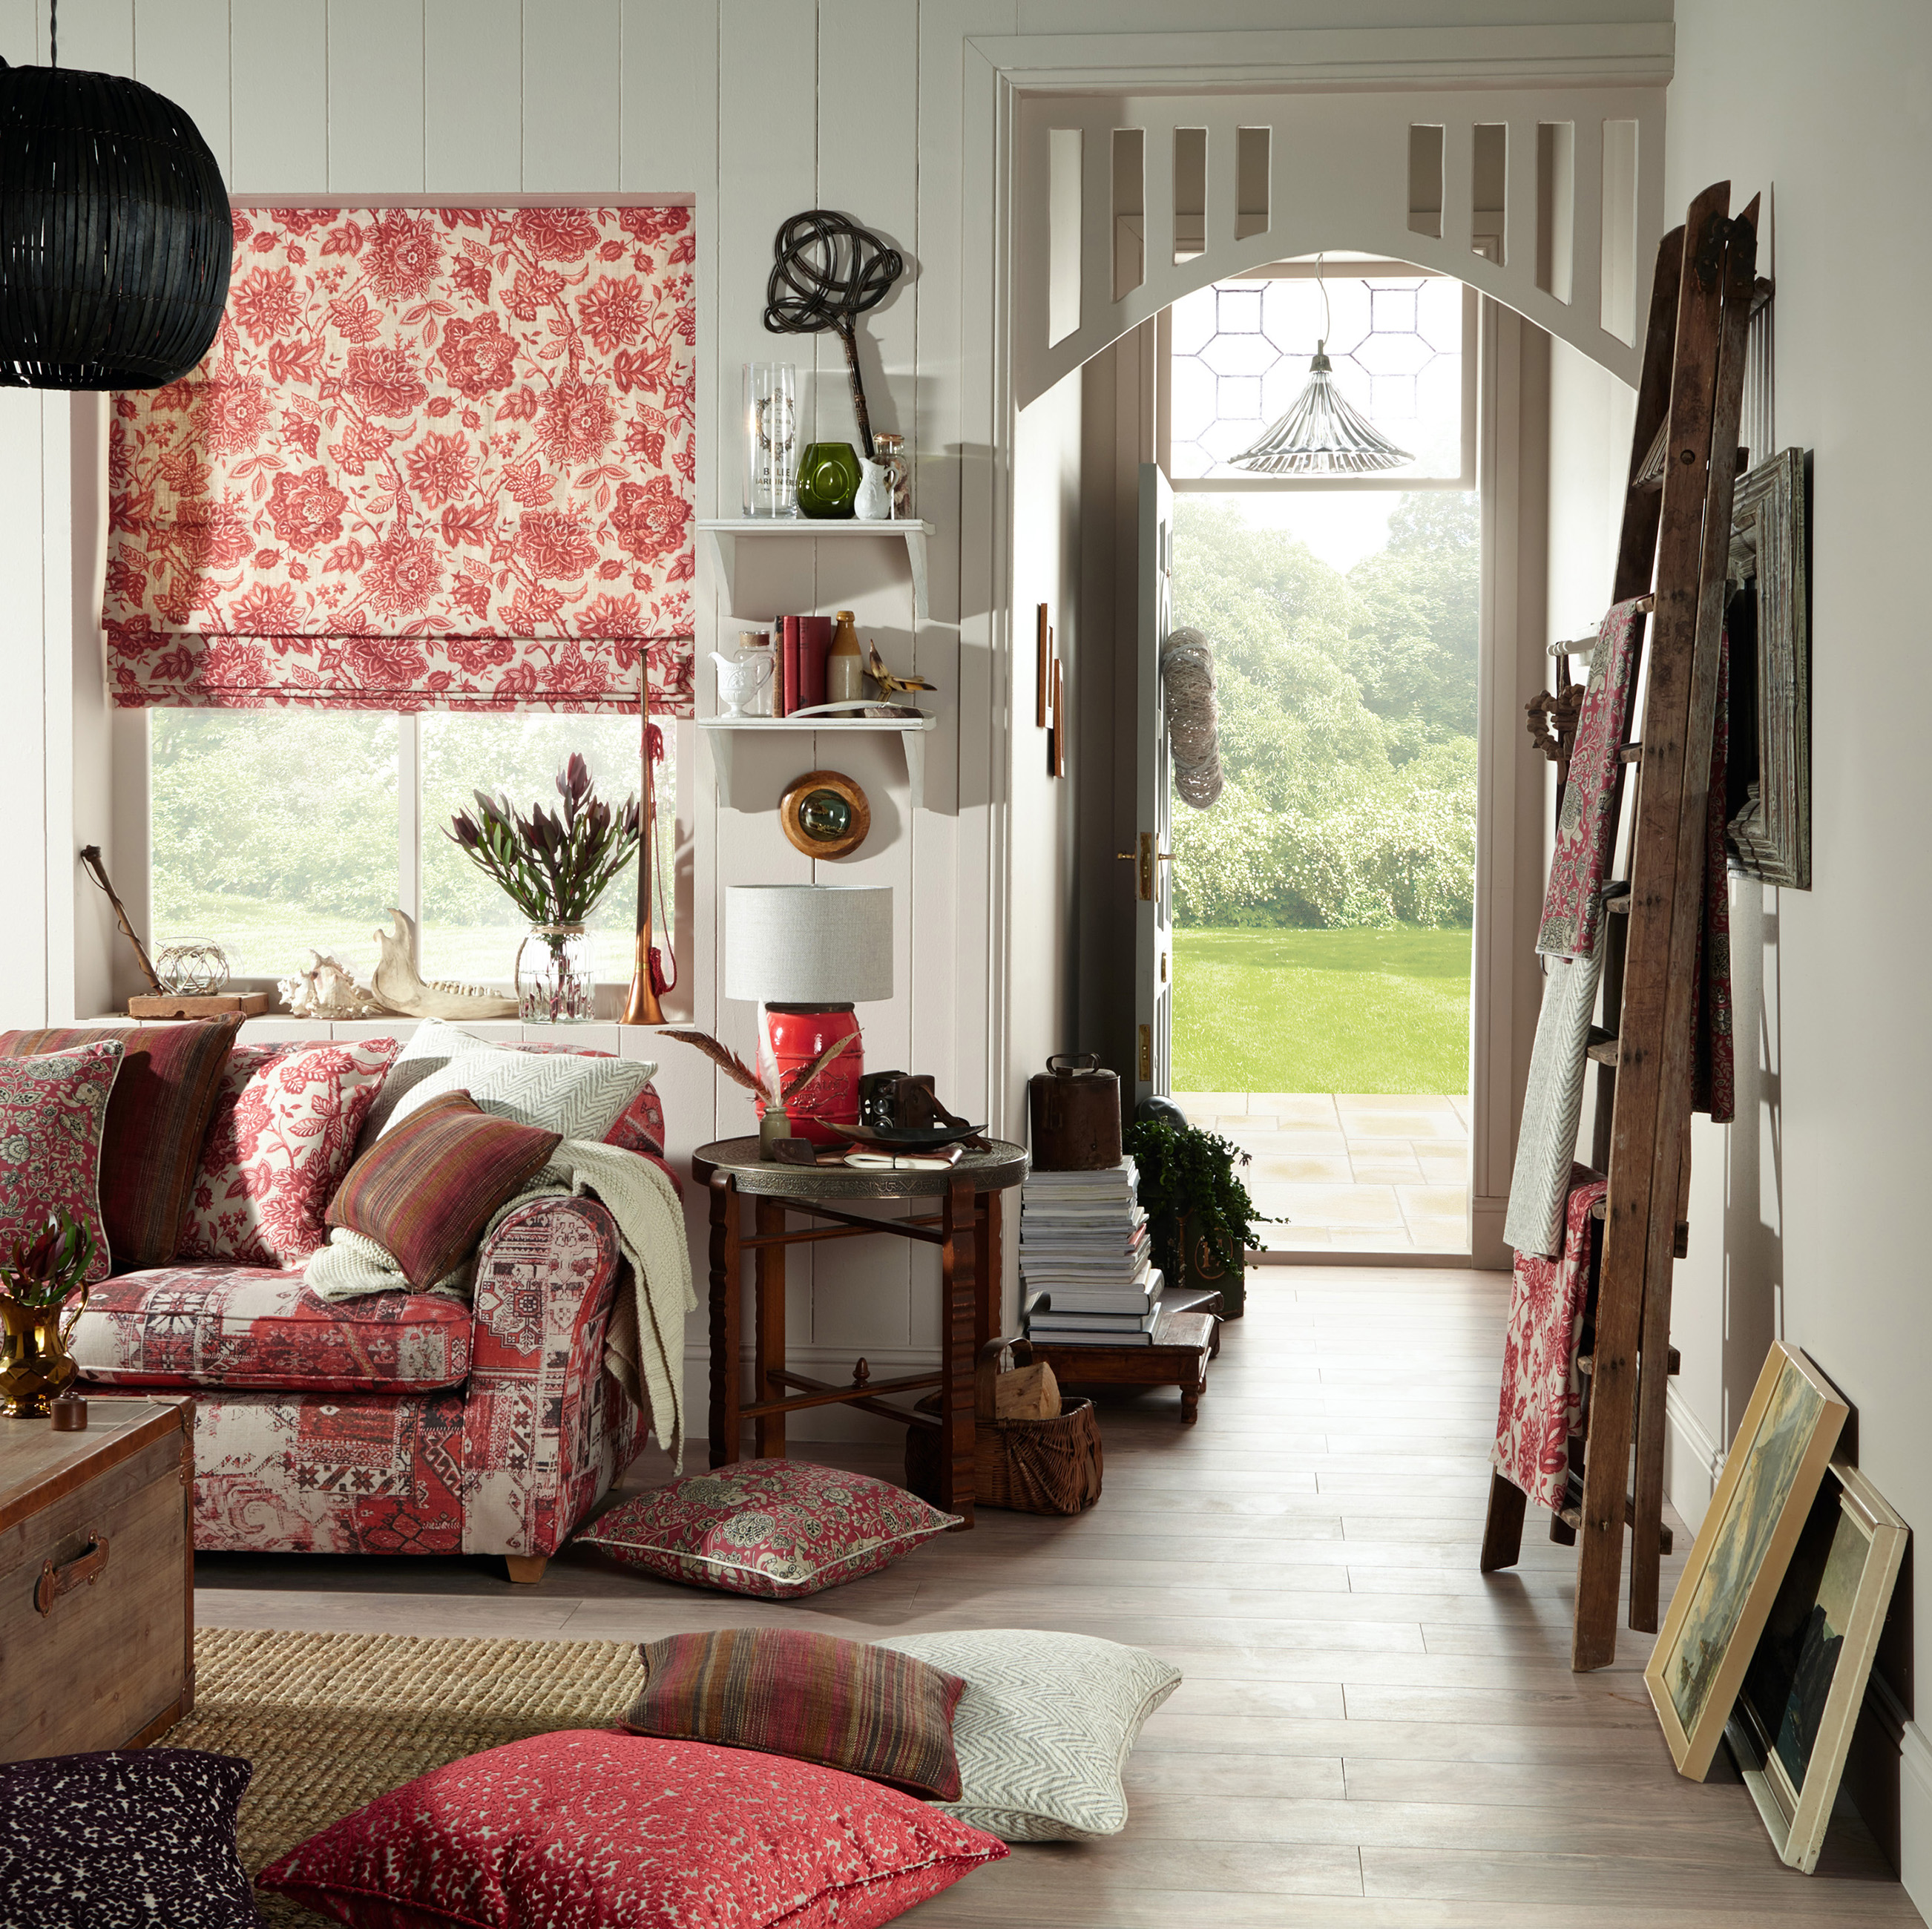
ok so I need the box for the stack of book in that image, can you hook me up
[1019,1159,1163,1347]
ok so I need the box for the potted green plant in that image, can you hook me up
[0,1208,99,1417]
[1121,1119,1269,1321]
[448,755,640,1024]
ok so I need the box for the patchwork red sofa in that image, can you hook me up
[45,1027,670,1585]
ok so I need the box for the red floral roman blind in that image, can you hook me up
[102,206,696,716]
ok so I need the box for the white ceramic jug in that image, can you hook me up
[712,648,772,717]
[853,457,893,521]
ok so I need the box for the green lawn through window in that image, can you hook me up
[1172,925,1472,1097]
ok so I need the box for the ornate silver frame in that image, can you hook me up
[1727,448,1811,889]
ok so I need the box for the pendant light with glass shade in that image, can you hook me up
[1229,257,1413,476]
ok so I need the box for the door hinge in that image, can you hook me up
[1137,1024,1151,1081]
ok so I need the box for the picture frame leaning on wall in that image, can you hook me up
[1646,1342,1849,1779]
[1724,1460,1908,1873]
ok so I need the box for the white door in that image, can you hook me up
[1132,461,1174,1109]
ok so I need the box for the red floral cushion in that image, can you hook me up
[0,1040,123,1283]
[70,1263,472,1392]
[257,1729,1006,1929]
[180,1040,400,1267]
[0,1019,241,1272]
[576,1459,961,1599]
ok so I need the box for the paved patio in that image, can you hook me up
[1173,1091,1471,1254]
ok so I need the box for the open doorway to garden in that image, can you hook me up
[1163,264,1478,1254]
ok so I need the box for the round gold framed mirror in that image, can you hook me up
[778,768,870,859]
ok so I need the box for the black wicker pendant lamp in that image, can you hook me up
[0,0,229,391]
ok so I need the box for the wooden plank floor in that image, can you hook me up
[196,1269,1922,1927]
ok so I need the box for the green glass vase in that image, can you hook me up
[796,441,861,519]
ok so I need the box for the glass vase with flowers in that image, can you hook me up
[0,1209,99,1417]
[448,755,641,1024]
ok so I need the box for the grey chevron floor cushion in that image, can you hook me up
[876,1629,1180,1841]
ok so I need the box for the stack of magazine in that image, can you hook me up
[1019,1158,1163,1347]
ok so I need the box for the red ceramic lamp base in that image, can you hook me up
[757,1003,863,1146]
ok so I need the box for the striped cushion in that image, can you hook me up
[0,1019,241,1271]
[326,1091,560,1292]
[622,1629,967,1800]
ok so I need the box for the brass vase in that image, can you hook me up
[0,1290,88,1417]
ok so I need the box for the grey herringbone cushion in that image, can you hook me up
[875,1629,1180,1841]
[378,1016,654,1147]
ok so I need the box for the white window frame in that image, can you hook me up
[138,709,694,1019]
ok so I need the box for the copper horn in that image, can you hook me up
[622,673,665,1026]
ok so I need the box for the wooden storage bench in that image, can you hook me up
[0,1397,195,1762]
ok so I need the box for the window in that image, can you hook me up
[149,712,674,992]
[1168,266,1472,485]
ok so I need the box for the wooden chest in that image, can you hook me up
[0,1397,194,1762]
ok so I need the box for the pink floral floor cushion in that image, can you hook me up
[0,1039,122,1282]
[576,1458,960,1598]
[179,1039,399,1267]
[72,1264,471,1393]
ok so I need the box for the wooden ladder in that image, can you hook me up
[1480,182,1760,1673]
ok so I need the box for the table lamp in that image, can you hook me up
[725,884,893,1146]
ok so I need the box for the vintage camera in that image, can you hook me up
[858,1071,940,1132]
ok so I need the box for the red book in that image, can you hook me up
[781,617,801,717]
[798,616,832,712]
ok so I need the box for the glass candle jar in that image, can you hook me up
[743,363,799,517]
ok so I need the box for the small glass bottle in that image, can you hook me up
[735,629,775,717]
[827,610,869,706]
[873,433,912,521]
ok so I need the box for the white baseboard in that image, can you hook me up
[1663,1383,1722,1538]
[1869,1675,1932,1923]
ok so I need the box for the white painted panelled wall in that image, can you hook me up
[0,0,1017,1443]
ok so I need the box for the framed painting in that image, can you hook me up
[1725,1461,1908,1873]
[1725,447,1811,889]
[1645,1342,1848,1778]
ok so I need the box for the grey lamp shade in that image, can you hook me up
[724,884,894,1005]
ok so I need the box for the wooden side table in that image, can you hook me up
[691,1137,1028,1527]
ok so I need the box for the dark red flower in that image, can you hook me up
[229,582,306,632]
[609,476,689,560]
[266,467,348,551]
[516,512,597,580]
[574,591,647,636]
[361,533,442,617]
[341,636,429,691]
[197,381,272,456]
[231,265,304,345]
[619,208,689,245]
[404,431,475,508]
[438,313,519,398]
[576,276,647,353]
[535,375,614,466]
[344,345,427,417]
[365,211,441,302]
[516,208,599,259]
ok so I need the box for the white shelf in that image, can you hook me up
[697,518,936,621]
[697,713,939,811]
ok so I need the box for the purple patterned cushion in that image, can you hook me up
[0,1748,257,1928]
[576,1459,960,1599]
[0,1039,122,1281]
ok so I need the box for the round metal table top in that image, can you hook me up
[691,1135,1030,1200]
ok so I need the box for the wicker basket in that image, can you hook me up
[904,1338,1103,1515]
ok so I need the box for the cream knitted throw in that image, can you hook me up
[309,1140,694,1468]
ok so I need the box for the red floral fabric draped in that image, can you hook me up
[102,206,696,715]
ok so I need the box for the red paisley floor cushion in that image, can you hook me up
[70,1265,472,1393]
[258,1729,1007,1929]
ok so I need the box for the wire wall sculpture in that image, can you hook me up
[763,210,904,459]
[1161,628,1224,809]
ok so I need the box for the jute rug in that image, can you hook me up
[165,1627,641,1926]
